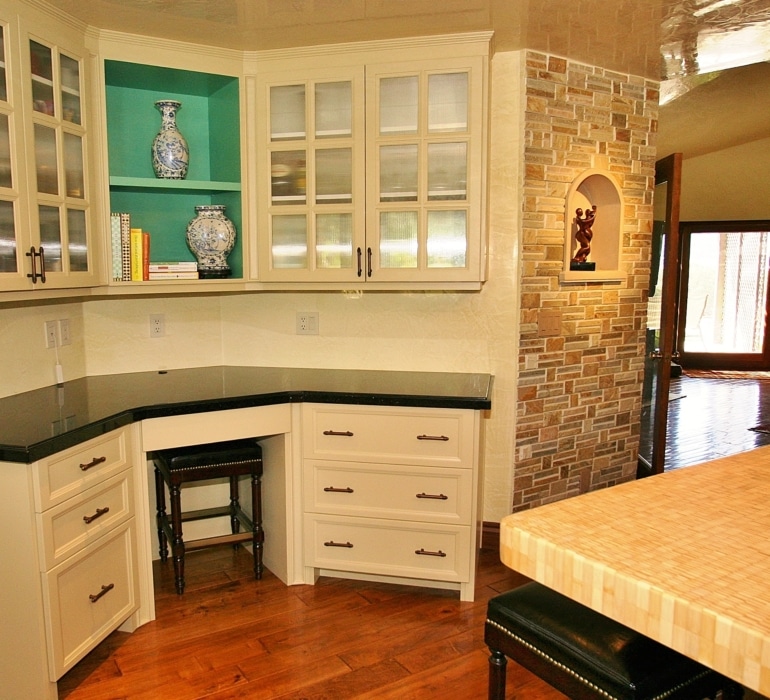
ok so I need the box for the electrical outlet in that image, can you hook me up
[59,319,71,346]
[296,311,319,335]
[44,320,58,349]
[149,314,165,338]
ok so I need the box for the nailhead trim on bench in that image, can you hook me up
[167,459,260,471]
[486,618,715,700]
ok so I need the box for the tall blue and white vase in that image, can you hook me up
[152,99,189,179]
[185,205,236,278]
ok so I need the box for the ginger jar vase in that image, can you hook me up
[185,205,236,278]
[152,99,189,179]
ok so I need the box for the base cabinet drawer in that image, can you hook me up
[42,519,139,679]
[38,469,134,569]
[303,460,473,523]
[304,514,471,582]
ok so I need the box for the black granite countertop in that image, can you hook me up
[0,366,493,463]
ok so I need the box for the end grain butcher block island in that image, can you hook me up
[499,446,770,696]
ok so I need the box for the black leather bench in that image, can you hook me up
[485,582,744,700]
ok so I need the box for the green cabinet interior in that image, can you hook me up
[104,61,243,277]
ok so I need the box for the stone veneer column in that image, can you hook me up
[513,52,659,511]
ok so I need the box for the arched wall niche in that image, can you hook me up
[560,170,626,284]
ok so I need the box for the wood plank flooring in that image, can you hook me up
[57,545,567,700]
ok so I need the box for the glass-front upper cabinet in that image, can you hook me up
[0,17,27,290]
[256,67,365,282]
[255,34,489,288]
[13,21,97,291]
[366,57,485,283]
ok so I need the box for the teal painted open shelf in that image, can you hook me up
[104,60,243,279]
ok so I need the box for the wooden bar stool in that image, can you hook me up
[153,438,263,594]
[485,582,744,700]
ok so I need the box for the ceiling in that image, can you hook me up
[43,0,770,159]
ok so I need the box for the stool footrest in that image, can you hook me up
[184,532,255,551]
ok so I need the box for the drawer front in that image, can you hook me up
[38,469,134,569]
[34,427,130,511]
[42,519,139,680]
[302,404,475,467]
[303,460,473,524]
[304,514,470,582]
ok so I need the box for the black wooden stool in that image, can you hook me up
[485,582,744,700]
[153,438,263,594]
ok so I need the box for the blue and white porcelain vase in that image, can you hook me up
[152,100,189,179]
[185,205,236,278]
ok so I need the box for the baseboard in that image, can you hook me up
[482,520,500,549]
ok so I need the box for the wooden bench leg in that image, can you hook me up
[169,482,185,594]
[251,472,264,580]
[488,649,506,700]
[154,466,168,561]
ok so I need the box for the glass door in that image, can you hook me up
[678,221,770,370]
[259,69,365,281]
[638,153,682,477]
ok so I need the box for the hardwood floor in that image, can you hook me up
[57,545,567,700]
[665,374,770,469]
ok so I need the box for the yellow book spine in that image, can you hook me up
[130,228,143,282]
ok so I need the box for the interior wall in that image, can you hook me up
[679,136,770,221]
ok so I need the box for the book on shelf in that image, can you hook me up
[129,228,144,282]
[109,213,122,281]
[148,261,198,272]
[142,231,150,281]
[148,271,200,280]
[117,212,131,281]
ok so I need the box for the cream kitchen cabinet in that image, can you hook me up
[253,33,490,289]
[301,403,482,601]
[0,426,139,700]
[0,0,100,293]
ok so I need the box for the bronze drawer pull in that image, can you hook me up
[79,455,107,471]
[415,548,447,557]
[324,540,354,548]
[89,583,114,603]
[416,434,449,441]
[323,430,354,437]
[83,506,110,524]
[324,486,354,493]
[416,492,448,500]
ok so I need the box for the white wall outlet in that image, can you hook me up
[296,311,319,335]
[44,320,58,349]
[149,313,165,338]
[58,319,71,346]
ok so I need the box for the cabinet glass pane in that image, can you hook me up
[428,73,468,132]
[30,40,54,117]
[67,208,87,271]
[315,81,352,138]
[427,210,467,268]
[60,54,81,125]
[270,85,305,140]
[0,114,11,188]
[63,132,84,198]
[379,76,418,135]
[316,148,351,204]
[0,27,7,102]
[271,214,307,268]
[428,142,467,201]
[39,205,62,272]
[271,150,306,204]
[380,145,417,202]
[380,211,418,268]
[316,213,353,269]
[0,200,16,273]
[34,124,58,194]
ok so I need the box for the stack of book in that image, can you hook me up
[110,212,197,281]
[148,261,199,280]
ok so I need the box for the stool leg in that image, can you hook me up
[169,482,185,595]
[154,467,168,562]
[229,476,240,540]
[488,649,507,700]
[252,471,264,580]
